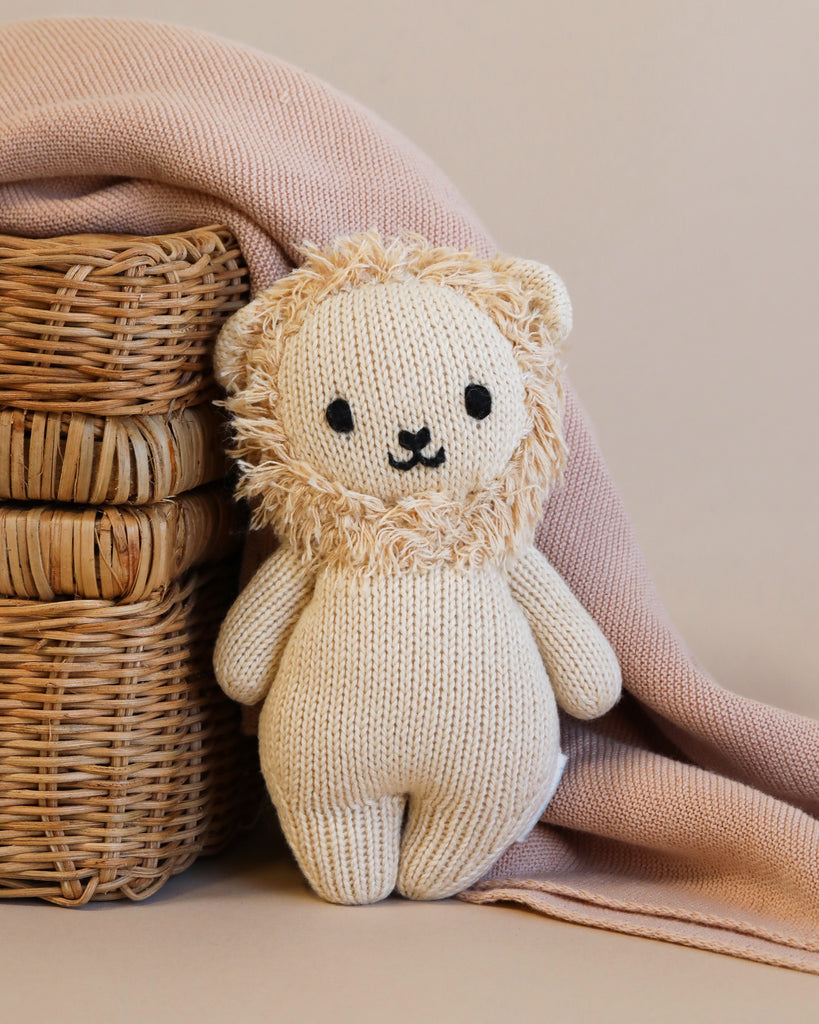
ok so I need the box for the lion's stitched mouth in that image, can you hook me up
[388,447,446,472]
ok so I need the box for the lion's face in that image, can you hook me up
[277,281,530,502]
[215,231,571,567]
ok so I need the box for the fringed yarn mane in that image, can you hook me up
[219,231,568,572]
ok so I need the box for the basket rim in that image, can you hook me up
[0,403,227,505]
[0,483,240,602]
[0,223,240,253]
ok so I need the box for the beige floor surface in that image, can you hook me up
[2,813,816,1024]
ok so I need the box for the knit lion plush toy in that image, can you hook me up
[213,231,621,905]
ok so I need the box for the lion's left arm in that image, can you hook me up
[214,544,315,706]
[508,546,622,719]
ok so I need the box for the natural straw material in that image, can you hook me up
[0,484,238,601]
[0,404,226,504]
[0,563,259,906]
[1,16,817,972]
[0,226,248,415]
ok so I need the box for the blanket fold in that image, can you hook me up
[1,15,816,974]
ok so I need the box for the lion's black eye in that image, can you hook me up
[326,398,354,433]
[464,383,492,420]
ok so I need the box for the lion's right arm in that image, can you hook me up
[213,545,315,705]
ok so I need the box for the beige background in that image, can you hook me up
[2,1,817,1020]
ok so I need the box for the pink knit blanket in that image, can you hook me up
[1,17,817,974]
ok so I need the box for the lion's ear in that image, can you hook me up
[213,293,271,395]
[493,256,572,347]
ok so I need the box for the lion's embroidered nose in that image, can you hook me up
[398,427,431,453]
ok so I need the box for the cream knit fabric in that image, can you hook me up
[213,233,621,903]
[3,16,819,971]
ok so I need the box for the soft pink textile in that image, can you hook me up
[1,16,817,974]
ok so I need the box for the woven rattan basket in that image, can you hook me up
[0,225,246,504]
[0,484,238,601]
[0,404,227,505]
[0,562,260,905]
[0,224,259,904]
[0,225,249,416]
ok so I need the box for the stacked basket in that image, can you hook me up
[0,226,258,905]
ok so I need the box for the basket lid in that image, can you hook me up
[0,484,241,601]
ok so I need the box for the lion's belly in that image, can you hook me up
[259,564,559,807]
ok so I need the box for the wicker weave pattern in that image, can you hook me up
[0,225,258,904]
[0,226,249,416]
[0,404,226,504]
[0,485,238,601]
[0,564,259,906]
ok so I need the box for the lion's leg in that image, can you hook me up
[395,795,507,901]
[396,750,565,901]
[275,794,406,905]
